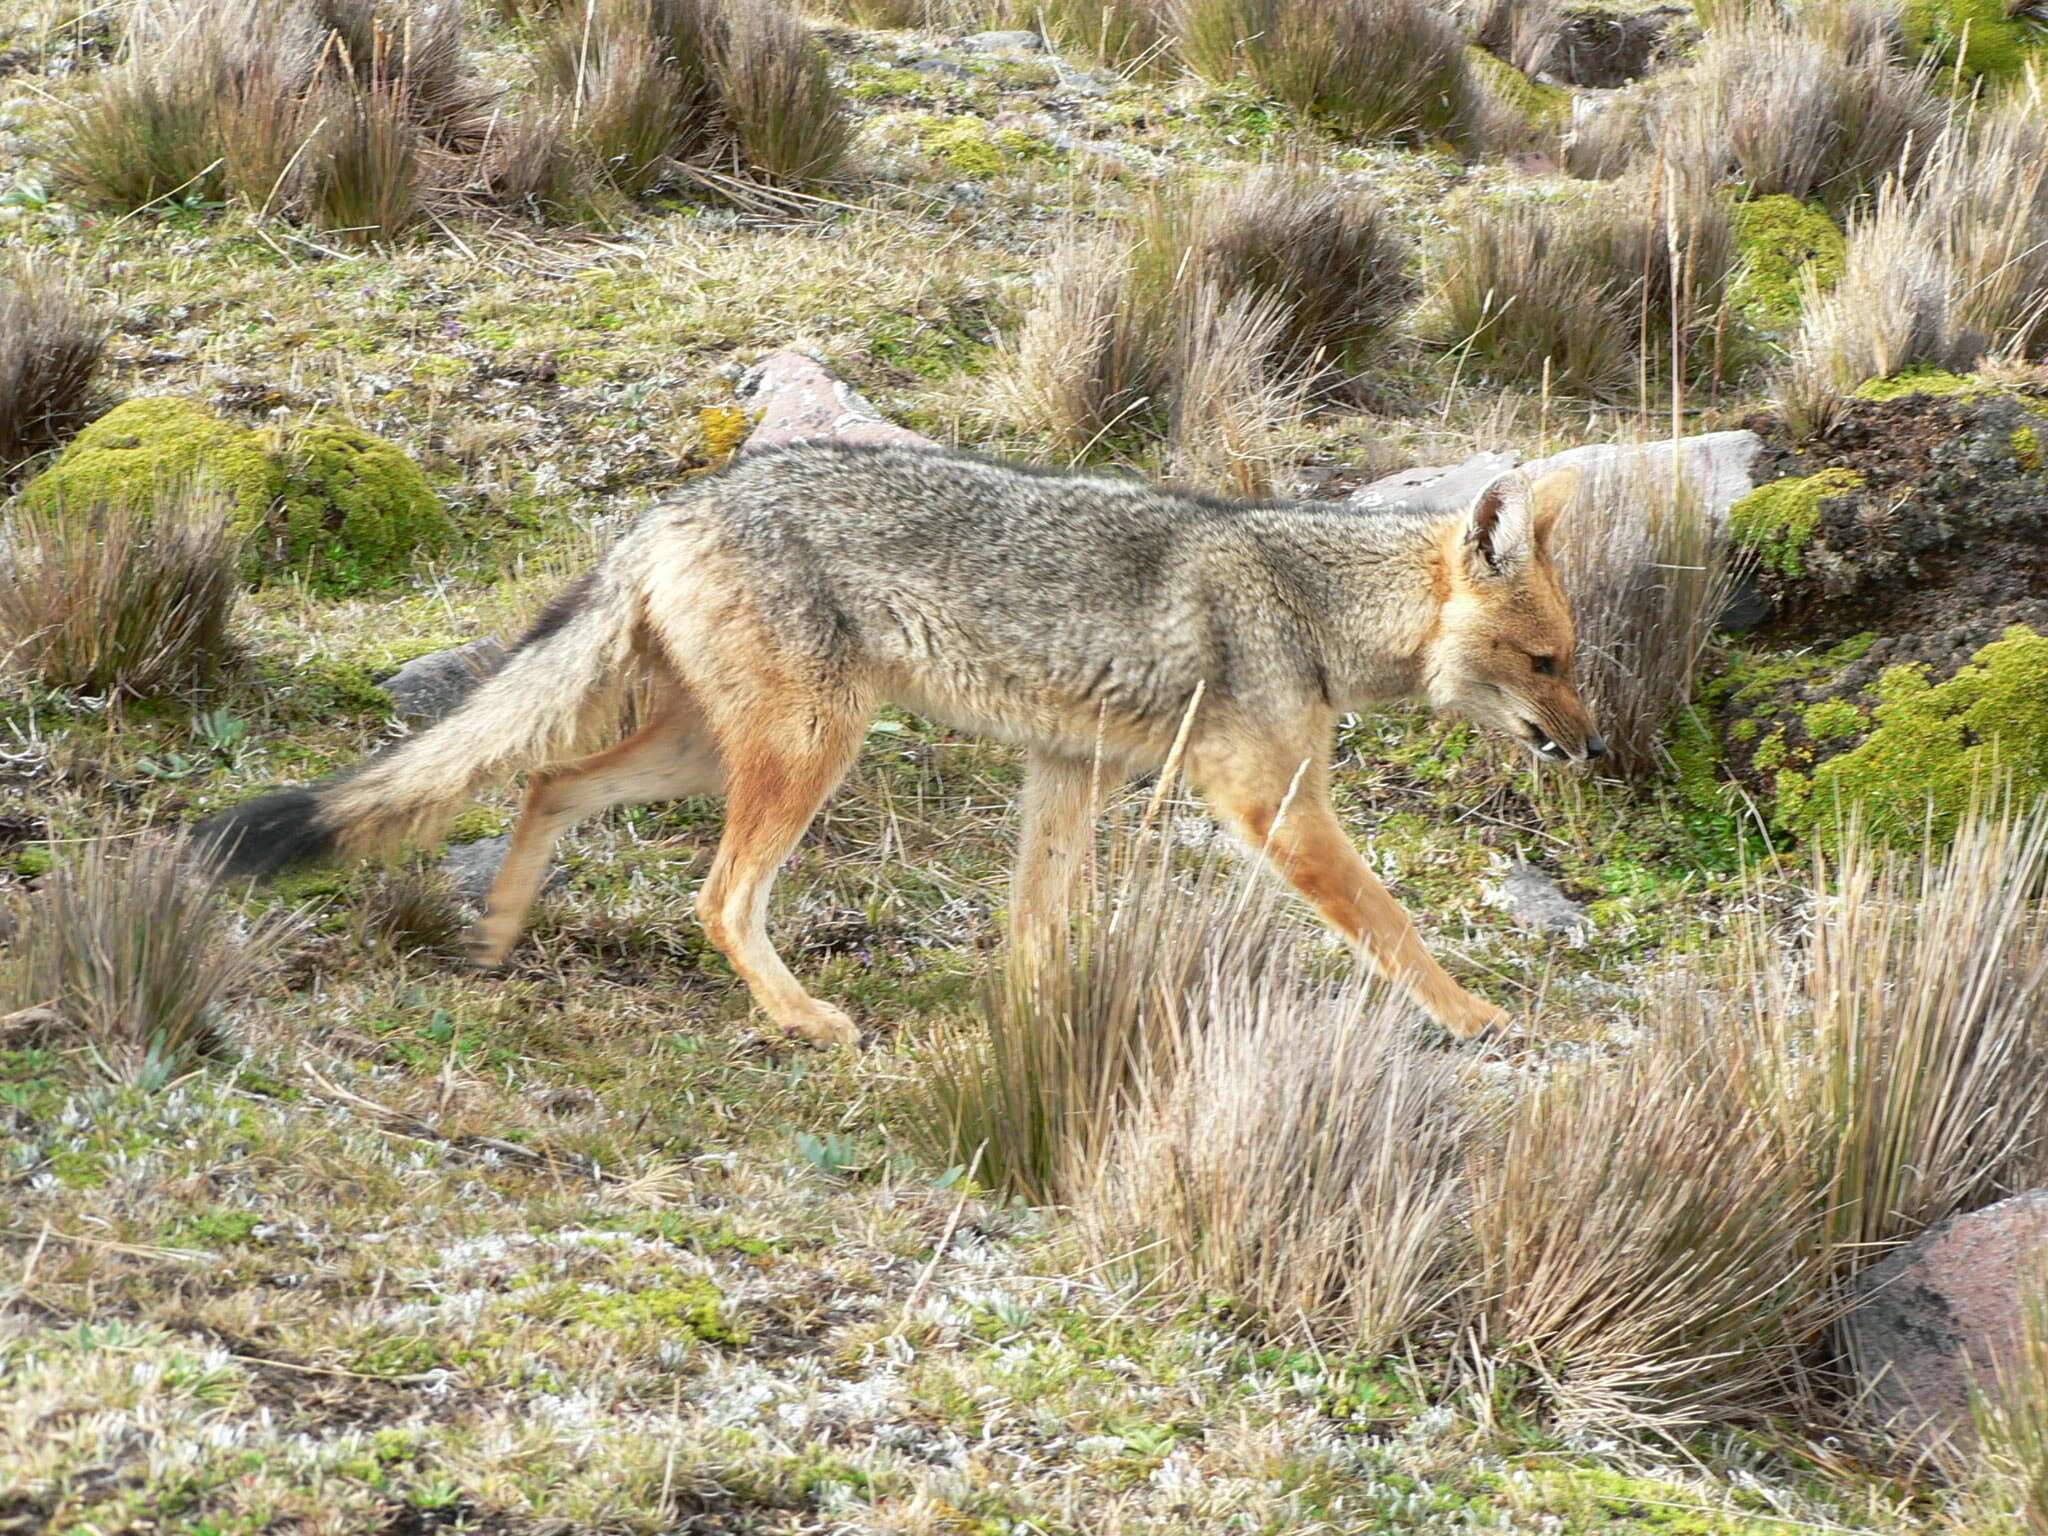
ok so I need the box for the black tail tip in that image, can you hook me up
[192,788,338,881]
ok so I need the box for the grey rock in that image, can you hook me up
[737,349,940,454]
[1843,1189,2048,1459]
[1523,430,1764,526]
[1351,452,1518,514]
[1490,862,1593,937]
[437,834,566,908]
[964,28,1044,51]
[907,56,971,78]
[380,639,507,725]
[1345,430,1763,527]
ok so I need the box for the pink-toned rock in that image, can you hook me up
[1842,1188,2048,1457]
[736,350,939,454]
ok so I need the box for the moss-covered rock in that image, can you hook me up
[1467,46,1570,138]
[18,396,452,595]
[18,397,285,534]
[1903,0,2046,83]
[1775,626,2048,850]
[1727,467,1863,579]
[261,421,451,595]
[1730,196,1844,325]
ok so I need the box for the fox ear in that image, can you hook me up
[1529,465,1582,546]
[1461,475,1535,582]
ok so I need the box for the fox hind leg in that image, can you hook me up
[695,696,869,1047]
[467,698,722,967]
[1195,740,1509,1039]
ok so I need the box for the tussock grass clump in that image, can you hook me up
[715,3,851,185]
[1662,20,1942,209]
[1457,0,1566,76]
[1005,235,1173,455]
[1471,1007,1826,1427]
[1781,804,2048,1269]
[915,794,2048,1430]
[1007,167,1405,472]
[1430,179,1739,399]
[539,0,846,191]
[1,836,286,1089]
[1092,973,1467,1357]
[1551,463,1732,779]
[916,828,1273,1204]
[1035,0,1174,74]
[1969,1290,2048,1526]
[1166,282,1307,496]
[1171,0,1478,145]
[0,488,238,697]
[0,267,109,485]
[1791,75,2048,400]
[1131,165,1414,383]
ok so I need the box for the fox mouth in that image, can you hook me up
[1520,720,1573,762]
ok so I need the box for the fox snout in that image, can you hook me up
[1517,715,1608,763]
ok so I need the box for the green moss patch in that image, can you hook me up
[18,397,453,595]
[1776,625,2048,850]
[1731,196,1844,325]
[905,113,1066,179]
[1468,47,1570,136]
[1727,467,1864,578]
[1903,0,2046,82]
[1851,365,1985,401]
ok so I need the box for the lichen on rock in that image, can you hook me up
[17,396,453,595]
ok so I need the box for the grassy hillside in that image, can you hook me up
[5,1,2048,1530]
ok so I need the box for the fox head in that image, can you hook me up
[1424,467,1606,764]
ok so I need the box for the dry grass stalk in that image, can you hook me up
[0,265,110,485]
[1550,459,1733,779]
[1431,174,1739,399]
[913,813,1278,1206]
[1171,0,1476,144]
[1090,971,1468,1358]
[0,487,238,698]
[1,835,288,1090]
[1661,19,1942,209]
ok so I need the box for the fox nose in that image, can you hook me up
[1584,734,1609,760]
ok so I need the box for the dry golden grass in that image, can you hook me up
[920,797,2048,1432]
[2,835,290,1089]
[0,488,239,698]
[1551,460,1733,779]
[0,264,109,486]
[1430,174,1739,399]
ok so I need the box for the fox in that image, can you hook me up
[196,444,1603,1046]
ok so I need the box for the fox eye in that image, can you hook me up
[1532,655,1557,676]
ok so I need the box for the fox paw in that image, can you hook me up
[780,1002,861,1048]
[1438,997,1512,1041]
